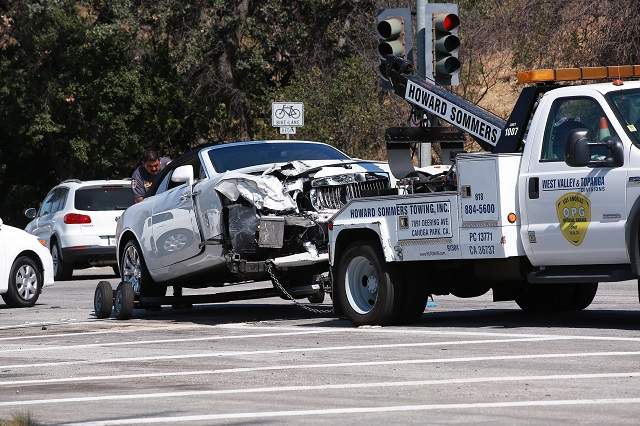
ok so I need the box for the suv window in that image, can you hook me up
[541,97,618,162]
[51,188,68,213]
[74,186,135,211]
[38,191,55,216]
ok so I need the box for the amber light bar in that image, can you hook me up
[517,65,640,84]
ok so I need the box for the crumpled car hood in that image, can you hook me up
[214,172,297,211]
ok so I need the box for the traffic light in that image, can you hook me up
[376,8,414,70]
[424,3,460,86]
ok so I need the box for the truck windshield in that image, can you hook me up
[607,89,640,146]
[208,142,351,172]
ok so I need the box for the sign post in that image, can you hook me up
[272,102,304,140]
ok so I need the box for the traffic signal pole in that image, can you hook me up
[416,0,432,167]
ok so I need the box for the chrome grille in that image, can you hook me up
[312,178,389,210]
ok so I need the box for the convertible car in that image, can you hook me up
[115,140,408,302]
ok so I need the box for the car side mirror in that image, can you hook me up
[171,165,194,187]
[565,129,624,168]
[24,208,37,220]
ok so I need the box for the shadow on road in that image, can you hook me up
[123,302,640,332]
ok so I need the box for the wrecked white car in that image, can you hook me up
[115,140,402,303]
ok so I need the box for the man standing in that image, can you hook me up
[131,148,171,203]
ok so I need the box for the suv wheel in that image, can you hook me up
[51,241,73,281]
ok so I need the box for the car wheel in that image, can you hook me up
[335,241,402,325]
[94,281,113,319]
[114,281,134,320]
[51,241,73,281]
[112,265,120,278]
[1,256,43,308]
[121,239,166,302]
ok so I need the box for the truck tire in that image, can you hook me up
[114,281,134,320]
[335,241,403,325]
[392,266,428,324]
[94,281,113,319]
[515,283,598,312]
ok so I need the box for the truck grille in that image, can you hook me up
[312,178,390,210]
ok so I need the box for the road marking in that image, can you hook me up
[60,397,640,425]
[0,319,109,331]
[0,369,640,396]
[0,337,561,372]
[0,324,213,342]
[0,329,338,353]
[222,323,640,342]
[3,372,640,408]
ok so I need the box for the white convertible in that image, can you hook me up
[0,218,54,307]
[116,140,441,306]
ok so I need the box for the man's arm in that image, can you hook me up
[131,168,146,203]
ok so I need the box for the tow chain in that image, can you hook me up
[266,262,334,314]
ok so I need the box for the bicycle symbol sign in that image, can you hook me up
[272,102,304,127]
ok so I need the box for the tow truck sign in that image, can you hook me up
[404,80,501,146]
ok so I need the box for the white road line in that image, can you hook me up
[60,397,640,425]
[0,329,337,353]
[0,337,561,372]
[0,324,214,342]
[223,322,640,342]
[2,372,640,408]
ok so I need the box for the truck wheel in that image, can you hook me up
[515,283,598,312]
[114,281,134,320]
[335,242,400,325]
[94,281,113,319]
[566,283,598,311]
[393,267,428,324]
[1,256,43,308]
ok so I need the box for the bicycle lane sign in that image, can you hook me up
[272,102,304,127]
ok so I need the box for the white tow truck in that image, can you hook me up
[328,58,640,325]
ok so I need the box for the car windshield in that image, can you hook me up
[607,89,640,146]
[75,186,134,211]
[208,142,350,172]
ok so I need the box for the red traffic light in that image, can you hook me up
[435,13,460,32]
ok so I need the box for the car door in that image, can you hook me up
[31,190,57,246]
[523,94,628,266]
[151,156,202,268]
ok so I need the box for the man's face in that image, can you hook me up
[144,159,161,175]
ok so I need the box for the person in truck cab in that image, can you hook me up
[131,148,171,203]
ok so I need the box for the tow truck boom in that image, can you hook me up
[381,56,557,154]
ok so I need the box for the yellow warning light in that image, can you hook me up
[517,65,640,84]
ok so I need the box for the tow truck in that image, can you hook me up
[328,57,640,325]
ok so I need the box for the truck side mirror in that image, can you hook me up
[24,208,37,220]
[171,165,194,187]
[565,129,624,168]
[565,129,590,167]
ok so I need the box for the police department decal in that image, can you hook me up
[556,192,591,246]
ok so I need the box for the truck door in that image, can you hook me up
[522,94,628,265]
[150,157,203,269]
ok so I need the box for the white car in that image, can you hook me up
[25,179,134,280]
[0,218,54,307]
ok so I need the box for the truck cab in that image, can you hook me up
[328,64,640,326]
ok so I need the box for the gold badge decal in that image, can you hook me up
[556,192,591,246]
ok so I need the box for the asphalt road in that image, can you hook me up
[2,268,640,425]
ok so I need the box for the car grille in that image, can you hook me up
[312,178,390,210]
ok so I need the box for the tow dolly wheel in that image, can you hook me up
[114,282,135,320]
[94,281,114,319]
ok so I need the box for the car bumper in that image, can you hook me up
[61,246,117,266]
